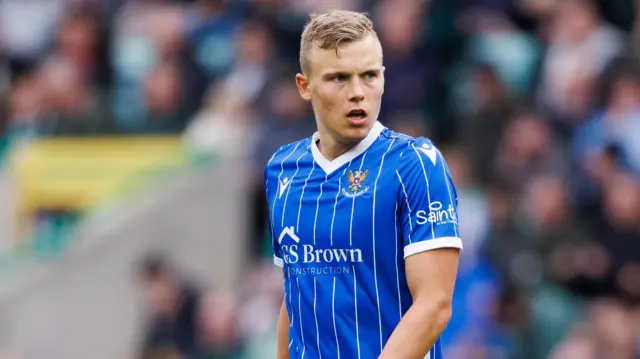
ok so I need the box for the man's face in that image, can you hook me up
[297,34,385,144]
[144,277,179,316]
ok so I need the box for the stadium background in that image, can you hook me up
[0,0,639,358]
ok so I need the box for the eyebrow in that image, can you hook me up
[321,68,382,79]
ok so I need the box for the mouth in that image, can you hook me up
[346,109,368,125]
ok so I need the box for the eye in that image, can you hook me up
[362,72,377,80]
[332,74,349,82]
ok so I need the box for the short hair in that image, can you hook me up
[299,10,378,75]
[138,252,171,281]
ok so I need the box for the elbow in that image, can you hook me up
[415,296,452,331]
[433,298,453,330]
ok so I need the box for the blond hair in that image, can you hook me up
[299,10,378,75]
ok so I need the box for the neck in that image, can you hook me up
[316,132,358,161]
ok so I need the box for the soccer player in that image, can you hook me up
[264,10,462,359]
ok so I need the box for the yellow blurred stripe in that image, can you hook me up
[11,136,189,211]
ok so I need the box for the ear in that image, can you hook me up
[295,73,312,102]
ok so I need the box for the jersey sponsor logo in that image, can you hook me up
[278,226,300,243]
[416,201,457,226]
[282,244,364,265]
[278,226,364,276]
[342,169,370,198]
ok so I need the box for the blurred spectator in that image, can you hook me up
[596,172,640,302]
[444,147,490,265]
[375,0,440,127]
[187,0,242,80]
[142,59,189,133]
[0,0,64,76]
[550,298,640,359]
[198,290,245,359]
[110,2,208,133]
[253,75,315,168]
[4,71,46,145]
[237,261,283,359]
[463,8,540,95]
[456,64,518,185]
[54,7,105,89]
[536,0,625,132]
[137,253,203,359]
[183,20,274,156]
[573,61,640,176]
[548,331,598,359]
[38,55,114,135]
[492,110,569,192]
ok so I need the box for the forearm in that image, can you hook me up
[378,299,451,359]
[277,300,291,359]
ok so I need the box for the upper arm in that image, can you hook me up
[396,141,463,258]
[405,248,460,303]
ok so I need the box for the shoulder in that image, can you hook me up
[380,128,442,170]
[264,137,312,178]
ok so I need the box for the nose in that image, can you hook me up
[348,78,365,103]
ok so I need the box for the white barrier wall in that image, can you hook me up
[0,156,251,359]
[0,170,17,254]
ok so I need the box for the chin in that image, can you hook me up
[339,125,371,142]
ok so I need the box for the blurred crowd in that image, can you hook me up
[2,0,640,358]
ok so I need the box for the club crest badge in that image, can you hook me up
[342,169,370,198]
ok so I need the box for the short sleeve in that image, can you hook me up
[396,141,463,258]
[264,164,284,268]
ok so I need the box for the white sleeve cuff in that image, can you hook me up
[274,255,284,268]
[404,237,463,258]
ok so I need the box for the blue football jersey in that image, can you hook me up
[264,122,462,359]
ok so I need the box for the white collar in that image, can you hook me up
[311,121,385,175]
